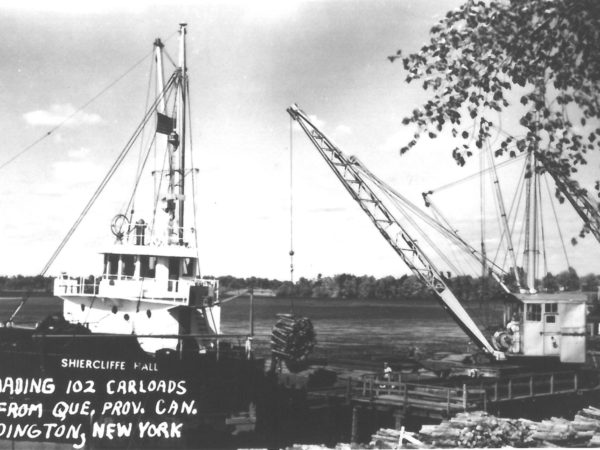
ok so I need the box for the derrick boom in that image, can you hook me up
[287,104,503,360]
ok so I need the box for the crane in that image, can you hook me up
[287,104,505,361]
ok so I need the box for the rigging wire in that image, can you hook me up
[428,152,526,194]
[377,184,463,276]
[359,162,505,276]
[9,75,176,323]
[538,172,548,276]
[2,50,152,172]
[39,73,177,277]
[543,173,572,269]
[130,51,158,219]
[492,155,528,271]
[186,76,202,277]
[479,141,487,314]
[124,133,158,224]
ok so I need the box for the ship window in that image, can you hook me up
[139,256,156,278]
[168,258,180,279]
[526,304,542,321]
[182,258,195,277]
[122,255,135,277]
[545,303,558,313]
[107,254,119,277]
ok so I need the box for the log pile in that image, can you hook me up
[412,407,600,447]
[418,411,534,448]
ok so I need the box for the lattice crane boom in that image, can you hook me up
[287,104,504,360]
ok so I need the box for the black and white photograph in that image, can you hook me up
[1,0,600,448]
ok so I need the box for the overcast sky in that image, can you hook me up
[1,0,599,281]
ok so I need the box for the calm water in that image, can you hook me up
[0,295,496,366]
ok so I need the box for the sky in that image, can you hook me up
[1,0,599,281]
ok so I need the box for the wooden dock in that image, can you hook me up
[307,368,600,442]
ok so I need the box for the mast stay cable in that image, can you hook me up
[39,73,177,278]
[9,76,176,323]
[0,43,171,173]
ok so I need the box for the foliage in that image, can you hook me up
[581,272,600,292]
[0,275,54,293]
[556,266,581,291]
[391,0,600,238]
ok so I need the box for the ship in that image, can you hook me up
[0,24,266,449]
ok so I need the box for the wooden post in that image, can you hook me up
[249,288,254,337]
[394,412,404,429]
[483,389,487,412]
[493,382,498,401]
[574,373,579,391]
[346,377,351,402]
[351,406,359,444]
[529,376,534,397]
[550,374,554,394]
[404,383,409,408]
[462,384,468,411]
[508,379,512,399]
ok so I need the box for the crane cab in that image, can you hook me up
[499,292,587,363]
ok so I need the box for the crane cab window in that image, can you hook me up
[526,304,542,321]
[545,303,558,323]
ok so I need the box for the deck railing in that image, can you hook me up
[54,275,200,303]
[338,369,592,415]
[122,225,195,247]
[347,373,486,414]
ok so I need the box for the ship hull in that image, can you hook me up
[0,323,266,448]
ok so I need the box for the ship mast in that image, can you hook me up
[162,23,188,246]
[176,23,187,245]
[154,38,166,202]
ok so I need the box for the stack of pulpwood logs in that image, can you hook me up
[271,314,316,371]
[417,411,533,448]
[410,407,600,448]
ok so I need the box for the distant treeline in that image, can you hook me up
[0,275,54,293]
[216,269,599,301]
[1,269,598,301]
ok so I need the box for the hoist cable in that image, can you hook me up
[289,115,295,314]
